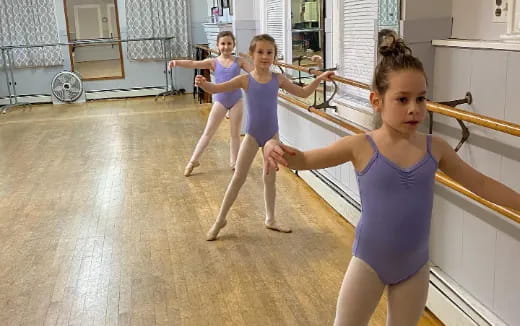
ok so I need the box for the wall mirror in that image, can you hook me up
[290,0,323,66]
[64,0,125,80]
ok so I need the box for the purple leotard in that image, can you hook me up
[213,57,242,109]
[353,134,438,285]
[245,73,279,146]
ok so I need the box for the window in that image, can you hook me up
[265,0,286,59]
[336,0,399,111]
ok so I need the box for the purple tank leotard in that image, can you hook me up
[245,73,279,146]
[353,134,438,285]
[213,57,242,110]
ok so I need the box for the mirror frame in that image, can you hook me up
[63,0,125,81]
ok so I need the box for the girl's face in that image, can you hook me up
[371,69,427,135]
[217,36,235,55]
[251,40,276,69]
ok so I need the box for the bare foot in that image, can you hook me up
[206,220,227,241]
[265,222,292,233]
[184,161,200,177]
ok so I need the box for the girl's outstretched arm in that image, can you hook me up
[436,136,520,211]
[263,134,362,175]
[168,58,213,70]
[194,74,248,94]
[279,70,334,98]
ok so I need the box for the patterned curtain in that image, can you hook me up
[0,0,63,67]
[125,0,190,60]
[378,0,400,32]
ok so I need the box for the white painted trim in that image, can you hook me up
[74,4,103,40]
[106,4,116,38]
[85,88,163,100]
[296,169,361,226]
[0,96,51,105]
[427,276,480,326]
[506,0,518,34]
[0,88,165,105]
[432,39,520,51]
[284,0,291,63]
[429,267,509,326]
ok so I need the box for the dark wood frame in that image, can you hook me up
[63,0,125,81]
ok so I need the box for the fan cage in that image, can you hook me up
[51,71,83,103]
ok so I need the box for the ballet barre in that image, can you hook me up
[276,61,520,153]
[277,93,520,225]
[0,36,176,114]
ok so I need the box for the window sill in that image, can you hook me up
[432,39,520,52]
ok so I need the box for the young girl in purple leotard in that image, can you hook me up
[263,32,520,325]
[195,34,334,241]
[168,31,253,176]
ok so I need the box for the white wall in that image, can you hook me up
[0,1,208,98]
[452,0,507,40]
[431,45,520,326]
[402,0,452,20]
[232,0,258,54]
[400,0,452,96]
[192,0,212,44]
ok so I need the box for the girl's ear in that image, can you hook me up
[370,91,382,112]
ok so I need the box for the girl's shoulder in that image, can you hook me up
[273,72,288,84]
[206,58,216,71]
[337,133,371,153]
[428,133,452,161]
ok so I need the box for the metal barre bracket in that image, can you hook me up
[430,91,473,152]
[310,67,338,112]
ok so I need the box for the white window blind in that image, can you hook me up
[265,0,285,59]
[341,0,378,103]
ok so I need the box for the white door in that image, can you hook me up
[74,5,103,39]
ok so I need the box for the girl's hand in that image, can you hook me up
[168,60,176,70]
[311,55,323,66]
[263,139,297,175]
[194,75,207,87]
[316,70,335,82]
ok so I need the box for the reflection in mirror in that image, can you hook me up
[291,0,323,67]
[64,0,124,80]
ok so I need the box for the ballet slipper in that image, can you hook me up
[184,161,200,177]
[206,220,227,241]
[265,221,292,233]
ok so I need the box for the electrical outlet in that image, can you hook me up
[492,0,508,23]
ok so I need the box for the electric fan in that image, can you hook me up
[51,71,85,104]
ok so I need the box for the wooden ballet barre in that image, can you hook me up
[426,101,520,137]
[279,93,363,134]
[275,61,520,138]
[193,44,216,53]
[277,93,520,225]
[435,172,520,224]
[276,62,370,90]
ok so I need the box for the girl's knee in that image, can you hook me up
[231,172,247,185]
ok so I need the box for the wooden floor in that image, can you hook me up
[74,59,123,79]
[0,95,442,325]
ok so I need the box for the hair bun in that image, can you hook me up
[377,29,411,57]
